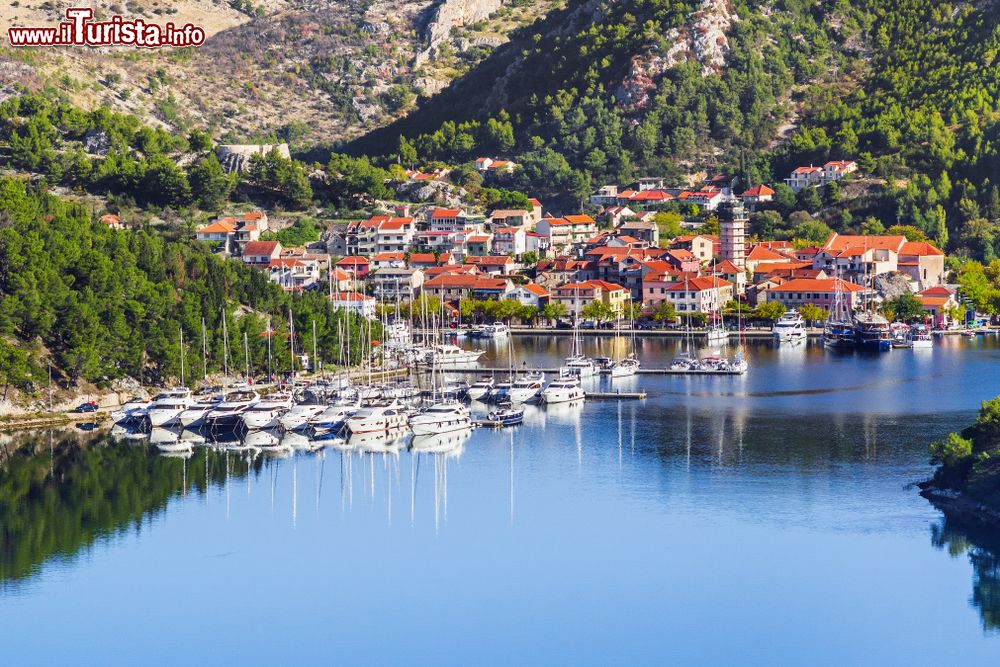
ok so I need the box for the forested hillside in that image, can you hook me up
[0,178,373,395]
[353,0,1000,256]
[352,0,867,199]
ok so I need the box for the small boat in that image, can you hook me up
[467,376,495,401]
[541,373,585,405]
[487,403,524,426]
[309,403,360,435]
[908,325,932,348]
[773,310,806,344]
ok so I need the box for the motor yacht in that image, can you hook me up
[487,402,524,426]
[346,403,409,435]
[563,354,598,378]
[112,396,152,423]
[467,376,495,401]
[279,402,327,431]
[146,388,195,427]
[542,374,585,404]
[472,322,510,339]
[409,401,472,436]
[241,393,293,431]
[773,309,806,343]
[508,372,545,403]
[422,344,485,367]
[206,389,260,429]
[909,324,934,349]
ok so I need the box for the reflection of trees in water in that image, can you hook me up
[931,515,1000,632]
[0,431,259,586]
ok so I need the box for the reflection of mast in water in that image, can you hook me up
[292,457,298,529]
[863,414,878,460]
[509,428,515,526]
[226,451,232,519]
[685,403,692,471]
[617,400,623,472]
[315,452,324,516]
[732,407,747,463]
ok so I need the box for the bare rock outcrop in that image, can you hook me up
[217,143,291,173]
[416,0,505,64]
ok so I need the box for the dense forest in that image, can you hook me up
[0,178,377,394]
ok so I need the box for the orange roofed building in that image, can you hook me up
[550,280,631,319]
[760,277,867,311]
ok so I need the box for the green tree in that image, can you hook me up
[930,432,973,468]
[540,302,568,324]
[886,292,925,322]
[755,301,786,322]
[798,303,827,324]
[652,302,677,322]
[188,153,236,211]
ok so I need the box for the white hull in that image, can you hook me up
[410,416,472,436]
[910,339,933,348]
[610,365,637,378]
[279,405,326,430]
[178,407,212,428]
[773,330,806,343]
[242,410,284,431]
[509,388,540,403]
[542,389,585,404]
[155,441,192,454]
[467,387,492,401]
[147,407,185,427]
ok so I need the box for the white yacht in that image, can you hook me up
[241,393,293,431]
[244,428,292,453]
[206,389,260,429]
[509,372,545,403]
[409,401,472,436]
[473,322,510,338]
[112,396,151,423]
[279,402,327,430]
[146,388,195,427]
[177,393,224,429]
[309,402,360,434]
[705,324,729,343]
[467,376,495,401]
[489,380,512,403]
[542,374,585,404]
[410,427,472,455]
[610,356,640,378]
[422,344,485,367]
[563,355,598,378]
[773,309,806,343]
[909,324,934,349]
[346,403,409,435]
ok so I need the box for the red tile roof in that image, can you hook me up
[243,241,281,256]
[767,278,865,293]
[742,185,775,197]
[900,241,945,257]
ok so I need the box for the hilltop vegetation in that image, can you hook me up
[0,177,374,396]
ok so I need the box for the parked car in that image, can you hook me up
[75,401,99,413]
[555,320,573,330]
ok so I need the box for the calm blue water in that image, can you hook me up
[3,336,1000,665]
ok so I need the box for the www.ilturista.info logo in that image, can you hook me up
[7,7,205,48]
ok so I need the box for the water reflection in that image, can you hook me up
[932,515,1000,632]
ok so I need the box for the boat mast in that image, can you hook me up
[179,325,185,386]
[201,317,208,381]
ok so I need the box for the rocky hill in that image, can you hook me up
[0,0,558,145]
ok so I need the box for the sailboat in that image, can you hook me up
[611,297,640,378]
[823,273,856,349]
[409,302,472,436]
[705,271,729,343]
[563,285,597,378]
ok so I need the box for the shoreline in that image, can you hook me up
[918,482,1000,530]
[416,327,1000,338]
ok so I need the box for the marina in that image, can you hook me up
[3,337,1000,664]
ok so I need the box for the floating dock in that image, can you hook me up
[585,391,647,399]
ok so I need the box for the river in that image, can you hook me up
[2,335,1000,664]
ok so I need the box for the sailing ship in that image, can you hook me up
[823,274,856,349]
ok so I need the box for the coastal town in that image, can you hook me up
[185,157,958,335]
